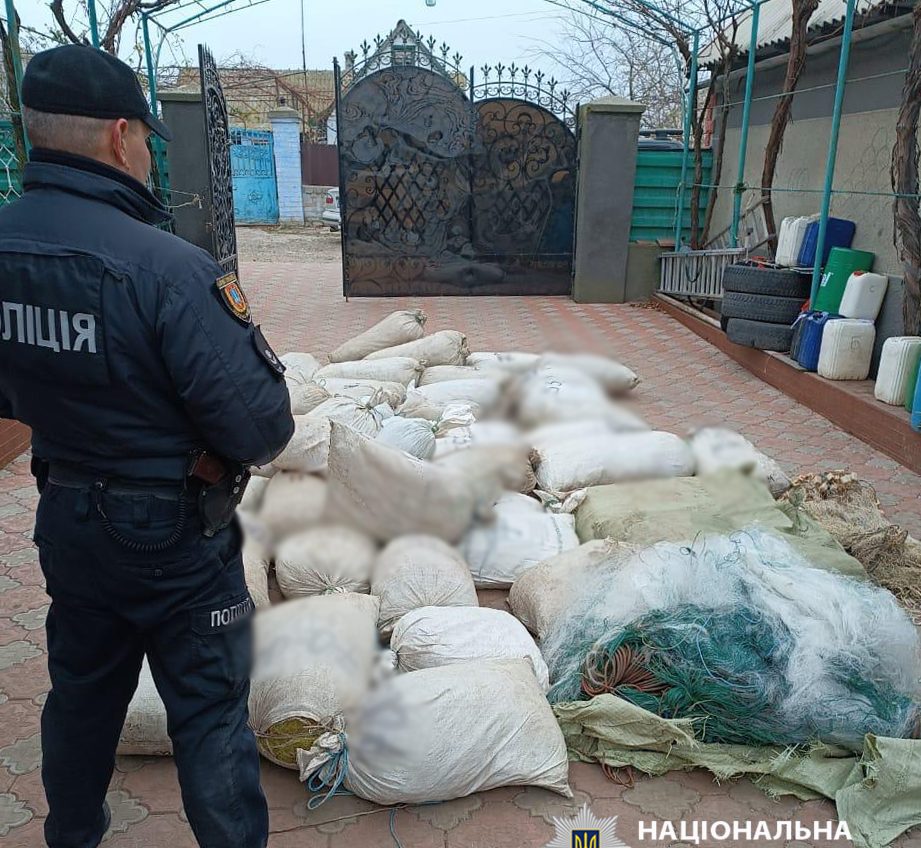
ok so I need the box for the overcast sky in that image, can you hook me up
[15,0,573,77]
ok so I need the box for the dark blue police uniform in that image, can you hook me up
[0,148,294,848]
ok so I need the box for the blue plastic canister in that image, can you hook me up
[797,218,857,267]
[795,312,838,372]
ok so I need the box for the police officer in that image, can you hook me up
[0,45,294,848]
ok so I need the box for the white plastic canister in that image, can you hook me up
[874,337,921,405]
[818,319,876,381]
[838,272,889,321]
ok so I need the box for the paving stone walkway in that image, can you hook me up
[1,256,919,847]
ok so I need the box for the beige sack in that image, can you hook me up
[118,659,171,756]
[275,525,377,597]
[249,593,381,768]
[239,475,270,513]
[325,423,484,544]
[310,395,390,438]
[509,539,628,639]
[316,378,407,408]
[239,511,274,609]
[281,352,323,381]
[365,330,469,366]
[410,378,503,415]
[372,535,478,635]
[260,471,328,539]
[316,357,423,387]
[329,310,426,362]
[539,352,640,395]
[271,416,331,474]
[288,380,331,415]
[419,365,495,385]
[690,427,791,497]
[466,351,540,374]
[436,444,537,495]
[297,659,571,804]
[391,606,550,691]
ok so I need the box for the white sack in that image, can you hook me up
[310,395,390,438]
[239,475,270,512]
[372,535,478,635]
[316,357,423,387]
[515,366,647,431]
[275,525,377,598]
[365,330,468,366]
[436,444,537,495]
[375,407,474,460]
[297,659,572,803]
[419,365,496,385]
[408,378,503,415]
[326,423,485,544]
[467,351,540,374]
[459,497,580,588]
[433,421,524,458]
[260,472,328,539]
[690,427,791,497]
[316,378,407,409]
[281,352,323,381]
[509,540,627,640]
[527,420,621,451]
[118,659,170,756]
[399,391,479,422]
[249,593,380,768]
[391,606,550,691]
[270,416,331,474]
[534,431,695,493]
[539,352,640,395]
[239,513,273,609]
[329,310,426,363]
[288,380,331,415]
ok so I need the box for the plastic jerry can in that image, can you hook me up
[817,319,876,381]
[796,312,838,372]
[839,271,888,321]
[813,247,875,313]
[796,218,856,268]
[875,337,921,405]
[776,216,816,267]
[907,353,921,411]
[912,365,921,432]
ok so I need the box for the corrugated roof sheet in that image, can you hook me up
[700,0,904,64]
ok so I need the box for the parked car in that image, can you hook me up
[322,188,341,230]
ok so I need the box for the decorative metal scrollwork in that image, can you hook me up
[199,44,238,275]
[334,26,577,297]
[473,64,575,129]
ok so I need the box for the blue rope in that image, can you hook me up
[305,735,350,811]
[389,808,404,848]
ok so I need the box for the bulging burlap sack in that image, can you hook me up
[310,394,390,438]
[365,330,468,366]
[328,310,426,362]
[372,534,478,635]
[281,352,323,381]
[316,357,424,387]
[538,352,640,395]
[325,423,486,544]
[249,593,381,768]
[260,471,328,539]
[275,525,377,597]
[270,416,331,474]
[316,378,407,409]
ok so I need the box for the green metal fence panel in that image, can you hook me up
[631,149,712,243]
[0,119,23,206]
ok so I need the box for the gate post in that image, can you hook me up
[572,95,646,303]
[268,107,305,225]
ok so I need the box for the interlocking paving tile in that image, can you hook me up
[102,788,149,839]
[0,733,41,776]
[11,607,47,632]
[0,792,33,837]
[0,641,41,672]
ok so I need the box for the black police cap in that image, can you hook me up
[22,44,172,142]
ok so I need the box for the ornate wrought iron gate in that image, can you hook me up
[335,38,577,297]
[199,45,238,275]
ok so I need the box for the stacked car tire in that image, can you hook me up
[720,265,811,352]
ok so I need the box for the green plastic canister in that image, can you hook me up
[812,248,875,313]
[906,354,921,411]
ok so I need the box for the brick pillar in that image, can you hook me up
[268,108,305,224]
[572,96,646,303]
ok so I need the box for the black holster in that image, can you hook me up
[189,454,250,538]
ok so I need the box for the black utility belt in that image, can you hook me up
[35,453,250,545]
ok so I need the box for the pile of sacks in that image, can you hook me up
[117,308,803,807]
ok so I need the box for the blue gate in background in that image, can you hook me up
[230,129,279,224]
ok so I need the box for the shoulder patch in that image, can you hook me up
[215,272,251,324]
[253,324,286,379]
